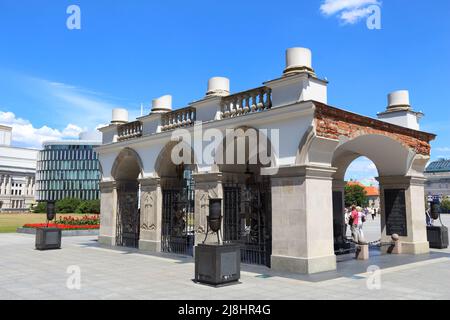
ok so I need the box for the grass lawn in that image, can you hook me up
[0,213,85,233]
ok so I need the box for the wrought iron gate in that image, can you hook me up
[223,180,272,267]
[161,173,195,256]
[116,182,140,248]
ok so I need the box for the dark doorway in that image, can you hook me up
[223,177,272,267]
[161,165,195,256]
[116,181,140,248]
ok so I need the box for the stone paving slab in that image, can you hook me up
[0,216,449,300]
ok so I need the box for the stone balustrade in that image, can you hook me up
[161,107,196,132]
[221,87,272,119]
[118,121,143,141]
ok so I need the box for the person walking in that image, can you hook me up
[351,206,367,244]
[350,205,359,243]
[357,206,366,241]
[371,207,376,220]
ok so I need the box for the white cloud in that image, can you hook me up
[30,77,120,128]
[345,157,379,184]
[320,0,381,24]
[0,111,85,149]
[435,147,450,152]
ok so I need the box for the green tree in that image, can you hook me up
[76,199,100,214]
[32,202,47,213]
[440,198,450,213]
[345,184,368,207]
[56,198,82,213]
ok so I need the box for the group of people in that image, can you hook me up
[344,206,378,244]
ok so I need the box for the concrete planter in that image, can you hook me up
[17,228,99,237]
[35,228,61,250]
[427,226,449,249]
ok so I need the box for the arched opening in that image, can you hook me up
[217,127,274,267]
[155,141,196,256]
[111,148,143,248]
[331,134,415,258]
[333,156,381,257]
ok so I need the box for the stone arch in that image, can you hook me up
[330,133,431,255]
[154,140,198,179]
[331,134,416,180]
[111,147,144,181]
[212,125,274,267]
[111,147,144,248]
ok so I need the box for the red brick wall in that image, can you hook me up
[313,102,435,156]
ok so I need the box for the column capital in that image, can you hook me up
[192,171,223,184]
[262,164,337,180]
[99,180,116,193]
[138,177,160,187]
[376,175,426,187]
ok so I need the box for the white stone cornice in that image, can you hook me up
[95,100,316,154]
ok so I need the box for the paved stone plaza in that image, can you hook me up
[1,216,449,300]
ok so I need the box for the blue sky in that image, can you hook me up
[1,0,449,184]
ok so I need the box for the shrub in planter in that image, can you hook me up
[33,202,47,213]
[56,198,82,214]
[76,199,100,214]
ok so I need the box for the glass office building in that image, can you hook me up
[35,135,102,202]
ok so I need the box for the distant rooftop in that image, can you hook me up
[426,159,450,173]
[347,181,380,197]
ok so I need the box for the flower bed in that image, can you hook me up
[22,223,100,230]
[23,215,100,230]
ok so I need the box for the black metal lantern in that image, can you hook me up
[430,200,441,220]
[203,198,222,244]
[46,201,56,223]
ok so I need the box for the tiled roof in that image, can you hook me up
[347,181,380,197]
[426,159,450,173]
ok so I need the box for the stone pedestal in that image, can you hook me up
[194,243,240,286]
[267,165,337,274]
[192,172,223,246]
[427,226,449,249]
[377,176,430,255]
[356,244,369,260]
[35,228,62,250]
[138,178,162,252]
[99,181,117,246]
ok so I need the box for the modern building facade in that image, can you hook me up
[96,47,435,275]
[425,159,450,200]
[0,125,38,212]
[35,132,102,202]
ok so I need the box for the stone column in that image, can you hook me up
[0,175,5,195]
[377,176,429,254]
[6,176,12,196]
[21,178,27,196]
[192,172,223,246]
[138,177,162,252]
[266,165,337,274]
[99,181,117,246]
